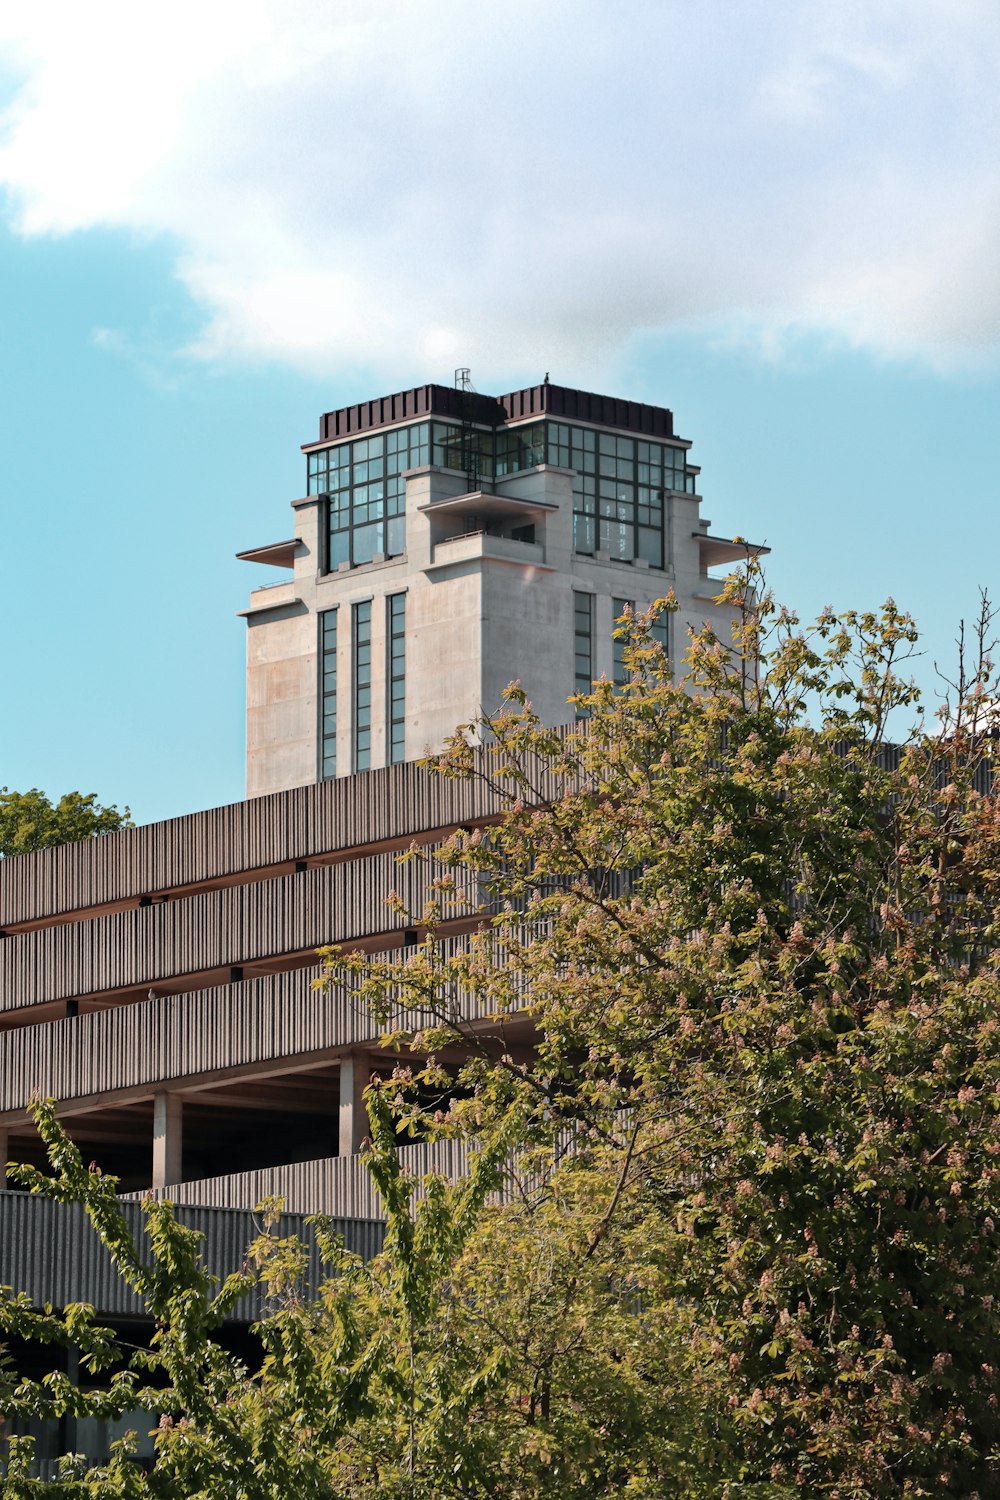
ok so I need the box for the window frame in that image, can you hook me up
[352,600,373,772]
[386,592,406,766]
[318,608,339,780]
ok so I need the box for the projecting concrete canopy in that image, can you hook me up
[693,533,771,569]
[236,539,297,568]
[418,490,557,522]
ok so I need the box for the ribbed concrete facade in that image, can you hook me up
[0,758,523,1204]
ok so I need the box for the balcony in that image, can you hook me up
[427,529,550,573]
[239,578,300,618]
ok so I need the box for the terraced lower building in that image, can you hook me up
[0,378,762,1471]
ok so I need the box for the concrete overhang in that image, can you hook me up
[694,534,770,568]
[236,540,297,569]
[237,595,305,621]
[418,490,557,522]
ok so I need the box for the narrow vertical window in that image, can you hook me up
[613,597,634,687]
[353,600,372,771]
[319,609,338,779]
[573,592,593,716]
[650,609,670,665]
[387,593,406,765]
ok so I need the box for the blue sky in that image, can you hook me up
[0,1,998,825]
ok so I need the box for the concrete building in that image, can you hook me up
[0,377,761,1473]
[241,379,760,796]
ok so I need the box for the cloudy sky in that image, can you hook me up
[1,1,998,821]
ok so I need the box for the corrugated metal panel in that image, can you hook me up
[318,383,505,442]
[0,1191,384,1316]
[0,934,509,1112]
[498,382,676,439]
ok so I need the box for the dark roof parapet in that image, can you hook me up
[314,384,505,445]
[311,381,678,447]
[499,383,675,439]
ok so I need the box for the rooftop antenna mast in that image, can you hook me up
[454,366,479,492]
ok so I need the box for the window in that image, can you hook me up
[307,417,693,575]
[430,420,543,483]
[352,601,372,771]
[387,593,406,765]
[650,609,670,664]
[307,423,429,571]
[494,421,545,477]
[613,598,634,687]
[432,422,494,486]
[319,609,338,780]
[573,592,593,716]
[548,421,692,569]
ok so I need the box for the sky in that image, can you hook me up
[0,0,998,825]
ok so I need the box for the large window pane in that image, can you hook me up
[637,527,662,567]
[319,428,428,571]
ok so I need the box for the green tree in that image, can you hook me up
[0,1090,527,1499]
[325,574,1000,1496]
[0,790,131,859]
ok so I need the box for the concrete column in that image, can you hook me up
[338,1055,371,1156]
[152,1092,183,1189]
[0,1125,8,1188]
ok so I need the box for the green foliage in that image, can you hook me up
[323,572,1000,1496]
[1,1091,528,1498]
[0,790,131,859]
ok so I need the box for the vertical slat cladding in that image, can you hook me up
[0,749,522,930]
[0,1191,384,1314]
[0,853,486,1016]
[0,932,498,1111]
[134,1139,474,1221]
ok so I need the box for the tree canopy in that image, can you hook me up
[4,568,1000,1497]
[0,789,132,859]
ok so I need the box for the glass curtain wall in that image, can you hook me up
[308,424,429,569]
[547,422,691,568]
[308,417,691,576]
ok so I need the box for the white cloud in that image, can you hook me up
[1,0,999,384]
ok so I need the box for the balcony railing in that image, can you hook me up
[429,529,547,569]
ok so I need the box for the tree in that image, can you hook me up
[324,573,1000,1495]
[6,567,1000,1496]
[0,1090,522,1498]
[0,789,131,859]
